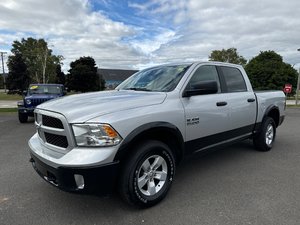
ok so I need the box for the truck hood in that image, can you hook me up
[37,90,167,123]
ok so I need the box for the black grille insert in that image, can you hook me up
[42,115,63,129]
[44,132,68,148]
[31,98,48,106]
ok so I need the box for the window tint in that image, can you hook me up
[220,66,247,92]
[187,65,221,92]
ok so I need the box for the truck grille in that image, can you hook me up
[35,111,72,151]
[31,98,49,106]
[44,132,68,148]
[42,115,64,129]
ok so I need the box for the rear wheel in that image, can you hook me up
[253,117,276,151]
[118,140,175,208]
[18,112,28,123]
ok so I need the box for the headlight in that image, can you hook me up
[72,124,122,147]
[17,101,24,106]
[26,99,31,105]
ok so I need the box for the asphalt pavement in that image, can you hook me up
[0,109,300,225]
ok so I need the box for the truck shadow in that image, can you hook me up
[37,139,260,213]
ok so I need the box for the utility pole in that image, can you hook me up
[0,51,7,93]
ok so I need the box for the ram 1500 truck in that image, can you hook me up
[28,62,285,207]
[18,84,65,123]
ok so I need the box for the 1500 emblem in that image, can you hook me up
[187,117,199,126]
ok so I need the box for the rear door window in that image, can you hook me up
[220,66,247,92]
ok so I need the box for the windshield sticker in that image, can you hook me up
[30,85,39,90]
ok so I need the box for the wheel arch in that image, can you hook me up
[264,105,280,127]
[114,122,185,165]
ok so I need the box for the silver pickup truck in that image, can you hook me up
[28,61,285,207]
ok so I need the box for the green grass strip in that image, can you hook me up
[0,108,18,113]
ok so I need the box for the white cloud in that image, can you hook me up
[0,0,143,71]
[1,0,300,71]
[128,0,300,66]
[130,30,178,55]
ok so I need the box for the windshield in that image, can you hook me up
[28,85,63,95]
[117,64,191,92]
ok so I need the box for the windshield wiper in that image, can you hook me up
[124,87,152,92]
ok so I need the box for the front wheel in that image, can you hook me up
[253,117,276,151]
[18,112,28,123]
[118,140,175,208]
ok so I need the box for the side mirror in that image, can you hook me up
[23,90,27,96]
[183,80,218,97]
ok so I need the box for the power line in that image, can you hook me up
[0,51,7,93]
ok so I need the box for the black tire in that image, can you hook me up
[18,112,28,123]
[253,117,276,151]
[118,140,176,208]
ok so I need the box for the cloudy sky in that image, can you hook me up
[0,0,300,72]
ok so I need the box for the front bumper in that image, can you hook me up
[28,133,121,194]
[30,152,119,194]
[18,107,35,116]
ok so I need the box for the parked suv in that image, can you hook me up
[18,84,65,123]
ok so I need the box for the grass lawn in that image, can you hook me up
[0,108,18,113]
[286,105,300,108]
[0,93,22,101]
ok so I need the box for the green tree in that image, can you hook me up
[68,56,103,92]
[245,51,298,92]
[6,54,30,91]
[54,65,65,85]
[10,37,63,83]
[209,48,247,66]
[0,75,3,89]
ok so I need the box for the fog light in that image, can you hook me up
[74,174,85,189]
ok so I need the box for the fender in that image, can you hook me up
[114,122,185,161]
[264,105,280,126]
[264,105,279,117]
[254,105,280,133]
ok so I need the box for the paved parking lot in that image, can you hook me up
[0,109,299,225]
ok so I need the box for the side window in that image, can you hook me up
[220,66,247,92]
[187,65,221,93]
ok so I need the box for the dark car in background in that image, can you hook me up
[18,84,65,123]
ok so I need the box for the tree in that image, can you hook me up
[10,37,63,84]
[209,48,247,66]
[0,75,3,89]
[68,56,104,92]
[6,54,30,91]
[245,51,298,92]
[54,65,65,85]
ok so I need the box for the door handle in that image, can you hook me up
[247,98,255,102]
[216,101,227,106]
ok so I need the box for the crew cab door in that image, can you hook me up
[217,66,257,132]
[181,64,231,153]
